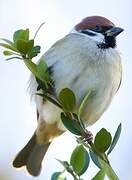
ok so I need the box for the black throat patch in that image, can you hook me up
[98,36,116,49]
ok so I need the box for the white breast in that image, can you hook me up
[29,33,122,130]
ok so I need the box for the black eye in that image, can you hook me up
[81,30,96,36]
[92,25,113,33]
[93,25,102,32]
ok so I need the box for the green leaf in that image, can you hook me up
[1,38,14,46]
[24,59,37,75]
[36,59,48,82]
[16,39,34,55]
[99,158,119,180]
[13,29,29,45]
[51,172,66,180]
[27,45,41,59]
[73,113,85,130]
[61,112,83,136]
[94,128,112,153]
[3,50,14,56]
[89,149,101,169]
[78,89,94,117]
[59,88,76,112]
[107,123,122,155]
[5,57,22,61]
[70,145,90,176]
[92,170,105,180]
[0,43,19,52]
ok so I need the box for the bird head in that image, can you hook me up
[72,16,124,48]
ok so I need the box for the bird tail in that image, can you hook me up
[13,133,50,176]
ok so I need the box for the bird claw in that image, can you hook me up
[84,130,93,144]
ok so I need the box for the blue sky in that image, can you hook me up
[0,0,131,179]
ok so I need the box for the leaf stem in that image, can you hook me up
[66,168,80,180]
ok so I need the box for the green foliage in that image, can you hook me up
[0,29,40,60]
[53,122,121,180]
[23,59,37,75]
[78,89,94,117]
[1,38,14,45]
[107,123,122,155]
[3,50,14,56]
[61,112,83,136]
[94,128,112,153]
[0,29,50,85]
[51,172,66,180]
[59,88,76,112]
[92,170,105,180]
[0,43,18,52]
[16,39,34,55]
[56,159,70,169]
[70,145,90,176]
[89,149,101,169]
[36,59,50,87]
[99,158,119,180]
[13,29,29,45]
[28,45,41,59]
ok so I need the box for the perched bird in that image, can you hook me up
[13,16,123,176]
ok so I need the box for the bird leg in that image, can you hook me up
[84,130,93,144]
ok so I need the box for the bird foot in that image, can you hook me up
[84,130,93,144]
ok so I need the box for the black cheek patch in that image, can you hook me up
[81,30,96,36]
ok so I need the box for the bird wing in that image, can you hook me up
[41,32,98,68]
[41,33,102,99]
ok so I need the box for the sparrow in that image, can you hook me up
[13,16,123,176]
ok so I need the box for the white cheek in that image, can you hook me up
[88,33,105,43]
[70,28,105,44]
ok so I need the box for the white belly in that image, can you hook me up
[29,34,122,131]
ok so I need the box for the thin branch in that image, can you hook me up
[36,93,62,109]
[34,22,45,39]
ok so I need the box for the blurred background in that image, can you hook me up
[0,0,131,179]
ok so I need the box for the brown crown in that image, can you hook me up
[75,16,115,31]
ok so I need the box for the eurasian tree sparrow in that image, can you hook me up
[13,16,123,176]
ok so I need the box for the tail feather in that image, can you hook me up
[26,143,50,176]
[13,133,50,176]
[13,133,36,168]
